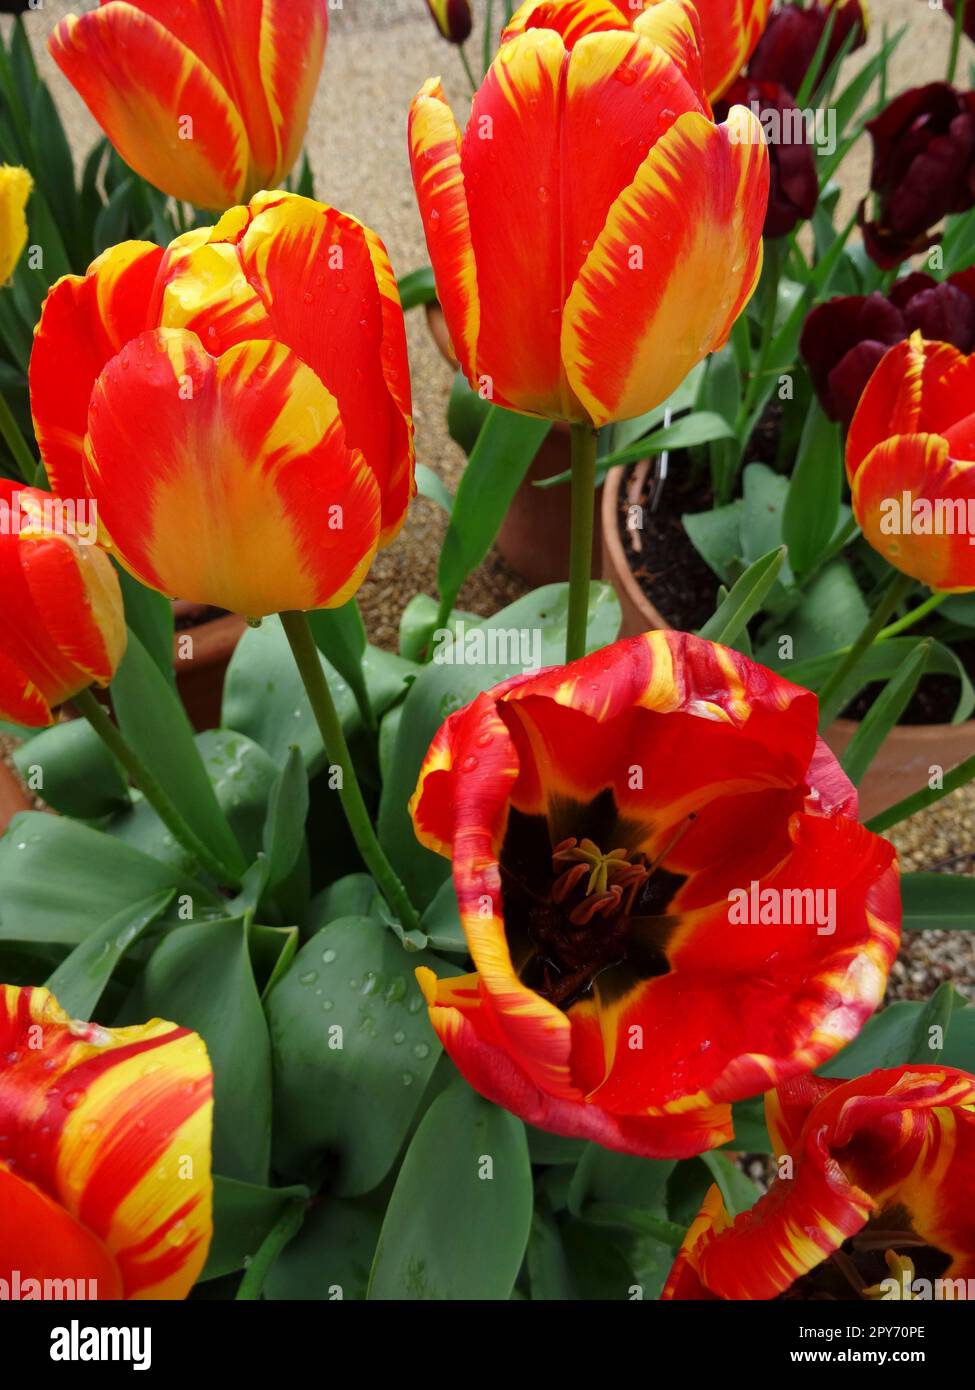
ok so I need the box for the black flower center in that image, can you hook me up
[498,789,690,1011]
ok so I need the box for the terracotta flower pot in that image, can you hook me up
[600,464,975,823]
[0,755,31,837]
[172,603,247,733]
[425,303,601,587]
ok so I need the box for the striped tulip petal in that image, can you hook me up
[83,329,381,618]
[562,105,767,427]
[847,333,975,590]
[49,4,249,209]
[0,985,213,1300]
[664,1066,975,1299]
[621,0,774,102]
[410,631,900,1158]
[0,481,126,726]
[30,241,165,500]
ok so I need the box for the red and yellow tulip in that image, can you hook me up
[664,1065,975,1299]
[409,0,768,427]
[0,985,213,1300]
[28,192,414,619]
[846,333,975,592]
[0,480,125,727]
[410,631,900,1159]
[0,163,31,283]
[49,1,328,210]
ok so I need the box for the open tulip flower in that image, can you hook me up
[48,1,328,210]
[410,631,900,1158]
[663,1065,975,1300]
[29,191,414,619]
[846,333,975,592]
[0,479,125,726]
[409,0,769,427]
[0,985,213,1300]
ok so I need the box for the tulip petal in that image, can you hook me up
[221,193,414,544]
[408,78,480,387]
[18,530,126,688]
[463,29,575,417]
[48,3,248,208]
[417,966,734,1158]
[503,0,630,47]
[0,647,51,725]
[632,0,709,105]
[562,106,767,427]
[563,31,710,296]
[30,242,165,499]
[846,336,959,479]
[1,1165,123,1298]
[0,164,32,284]
[852,432,975,591]
[83,328,381,617]
[0,985,212,1300]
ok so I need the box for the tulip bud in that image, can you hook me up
[847,333,975,591]
[0,481,126,726]
[425,0,473,45]
[49,1,328,209]
[860,82,975,269]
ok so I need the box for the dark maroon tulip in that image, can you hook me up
[860,82,975,268]
[424,0,473,45]
[716,79,818,237]
[749,0,867,96]
[800,272,975,427]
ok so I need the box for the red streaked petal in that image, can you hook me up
[852,433,975,591]
[562,105,767,426]
[83,329,381,617]
[408,78,480,387]
[0,985,213,1301]
[417,966,733,1158]
[18,530,126,687]
[30,242,164,498]
[502,0,630,47]
[48,5,248,208]
[228,193,414,543]
[462,28,574,418]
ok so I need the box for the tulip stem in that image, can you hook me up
[566,422,598,664]
[280,610,421,932]
[73,686,242,887]
[816,571,916,729]
[0,390,38,484]
[235,1194,307,1300]
[458,45,478,95]
[948,0,968,84]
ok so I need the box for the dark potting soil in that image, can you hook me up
[842,637,975,726]
[616,459,718,633]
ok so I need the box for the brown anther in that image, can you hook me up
[568,886,622,926]
[551,862,590,903]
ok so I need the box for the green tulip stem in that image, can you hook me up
[566,422,598,664]
[948,0,968,84]
[458,44,478,95]
[280,610,421,932]
[74,686,241,886]
[816,571,916,729]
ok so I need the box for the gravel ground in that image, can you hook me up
[8,0,973,998]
